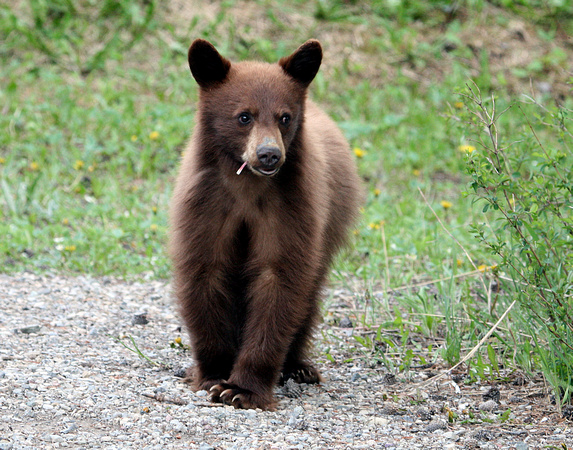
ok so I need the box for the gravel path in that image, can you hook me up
[1,273,571,449]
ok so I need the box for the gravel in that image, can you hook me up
[1,272,571,449]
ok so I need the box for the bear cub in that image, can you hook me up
[169,39,361,410]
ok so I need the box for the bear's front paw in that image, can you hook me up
[280,363,322,385]
[209,383,276,410]
[196,378,227,392]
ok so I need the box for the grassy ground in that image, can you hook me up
[1,0,572,400]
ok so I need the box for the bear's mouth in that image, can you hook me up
[236,161,280,177]
[255,167,280,177]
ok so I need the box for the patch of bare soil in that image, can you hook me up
[166,1,572,98]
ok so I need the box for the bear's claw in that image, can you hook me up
[209,382,275,410]
[280,363,321,385]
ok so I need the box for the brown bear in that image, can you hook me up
[168,38,362,410]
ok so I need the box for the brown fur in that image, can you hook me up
[168,39,362,410]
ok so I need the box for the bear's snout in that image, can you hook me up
[255,145,282,175]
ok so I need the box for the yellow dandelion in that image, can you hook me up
[142,406,150,413]
[74,160,84,170]
[440,200,453,209]
[478,264,487,272]
[458,144,476,153]
[65,245,76,252]
[131,135,138,142]
[149,131,160,140]
[152,206,158,214]
[150,224,158,232]
[174,336,182,345]
[490,264,498,271]
[88,163,96,173]
[456,258,463,267]
[29,161,39,171]
[0,157,6,164]
[353,147,366,158]
[62,218,69,225]
[454,101,464,109]
[373,188,381,197]
[413,169,421,177]
[369,222,380,230]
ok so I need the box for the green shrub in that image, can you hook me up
[461,82,573,405]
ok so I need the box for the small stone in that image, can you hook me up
[443,431,458,441]
[451,373,465,383]
[370,417,389,426]
[62,423,78,434]
[382,373,397,385]
[416,407,433,421]
[482,386,500,403]
[464,438,479,449]
[290,405,304,419]
[479,400,498,412]
[514,442,528,450]
[425,419,447,432]
[132,313,149,325]
[16,325,41,334]
[472,429,494,441]
[339,316,353,328]
[173,367,187,378]
[381,405,404,415]
[562,405,573,420]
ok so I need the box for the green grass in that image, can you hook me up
[1,0,572,403]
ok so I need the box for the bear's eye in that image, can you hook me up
[280,114,291,126]
[238,112,252,125]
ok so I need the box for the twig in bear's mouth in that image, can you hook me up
[236,161,247,175]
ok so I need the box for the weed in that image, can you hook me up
[460,82,573,404]
[113,334,165,368]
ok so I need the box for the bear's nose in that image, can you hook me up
[256,146,281,168]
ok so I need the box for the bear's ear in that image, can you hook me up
[188,39,231,88]
[279,40,322,87]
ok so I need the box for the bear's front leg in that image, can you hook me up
[175,267,240,391]
[209,256,317,410]
[170,206,246,394]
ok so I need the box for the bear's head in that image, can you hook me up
[188,39,322,177]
